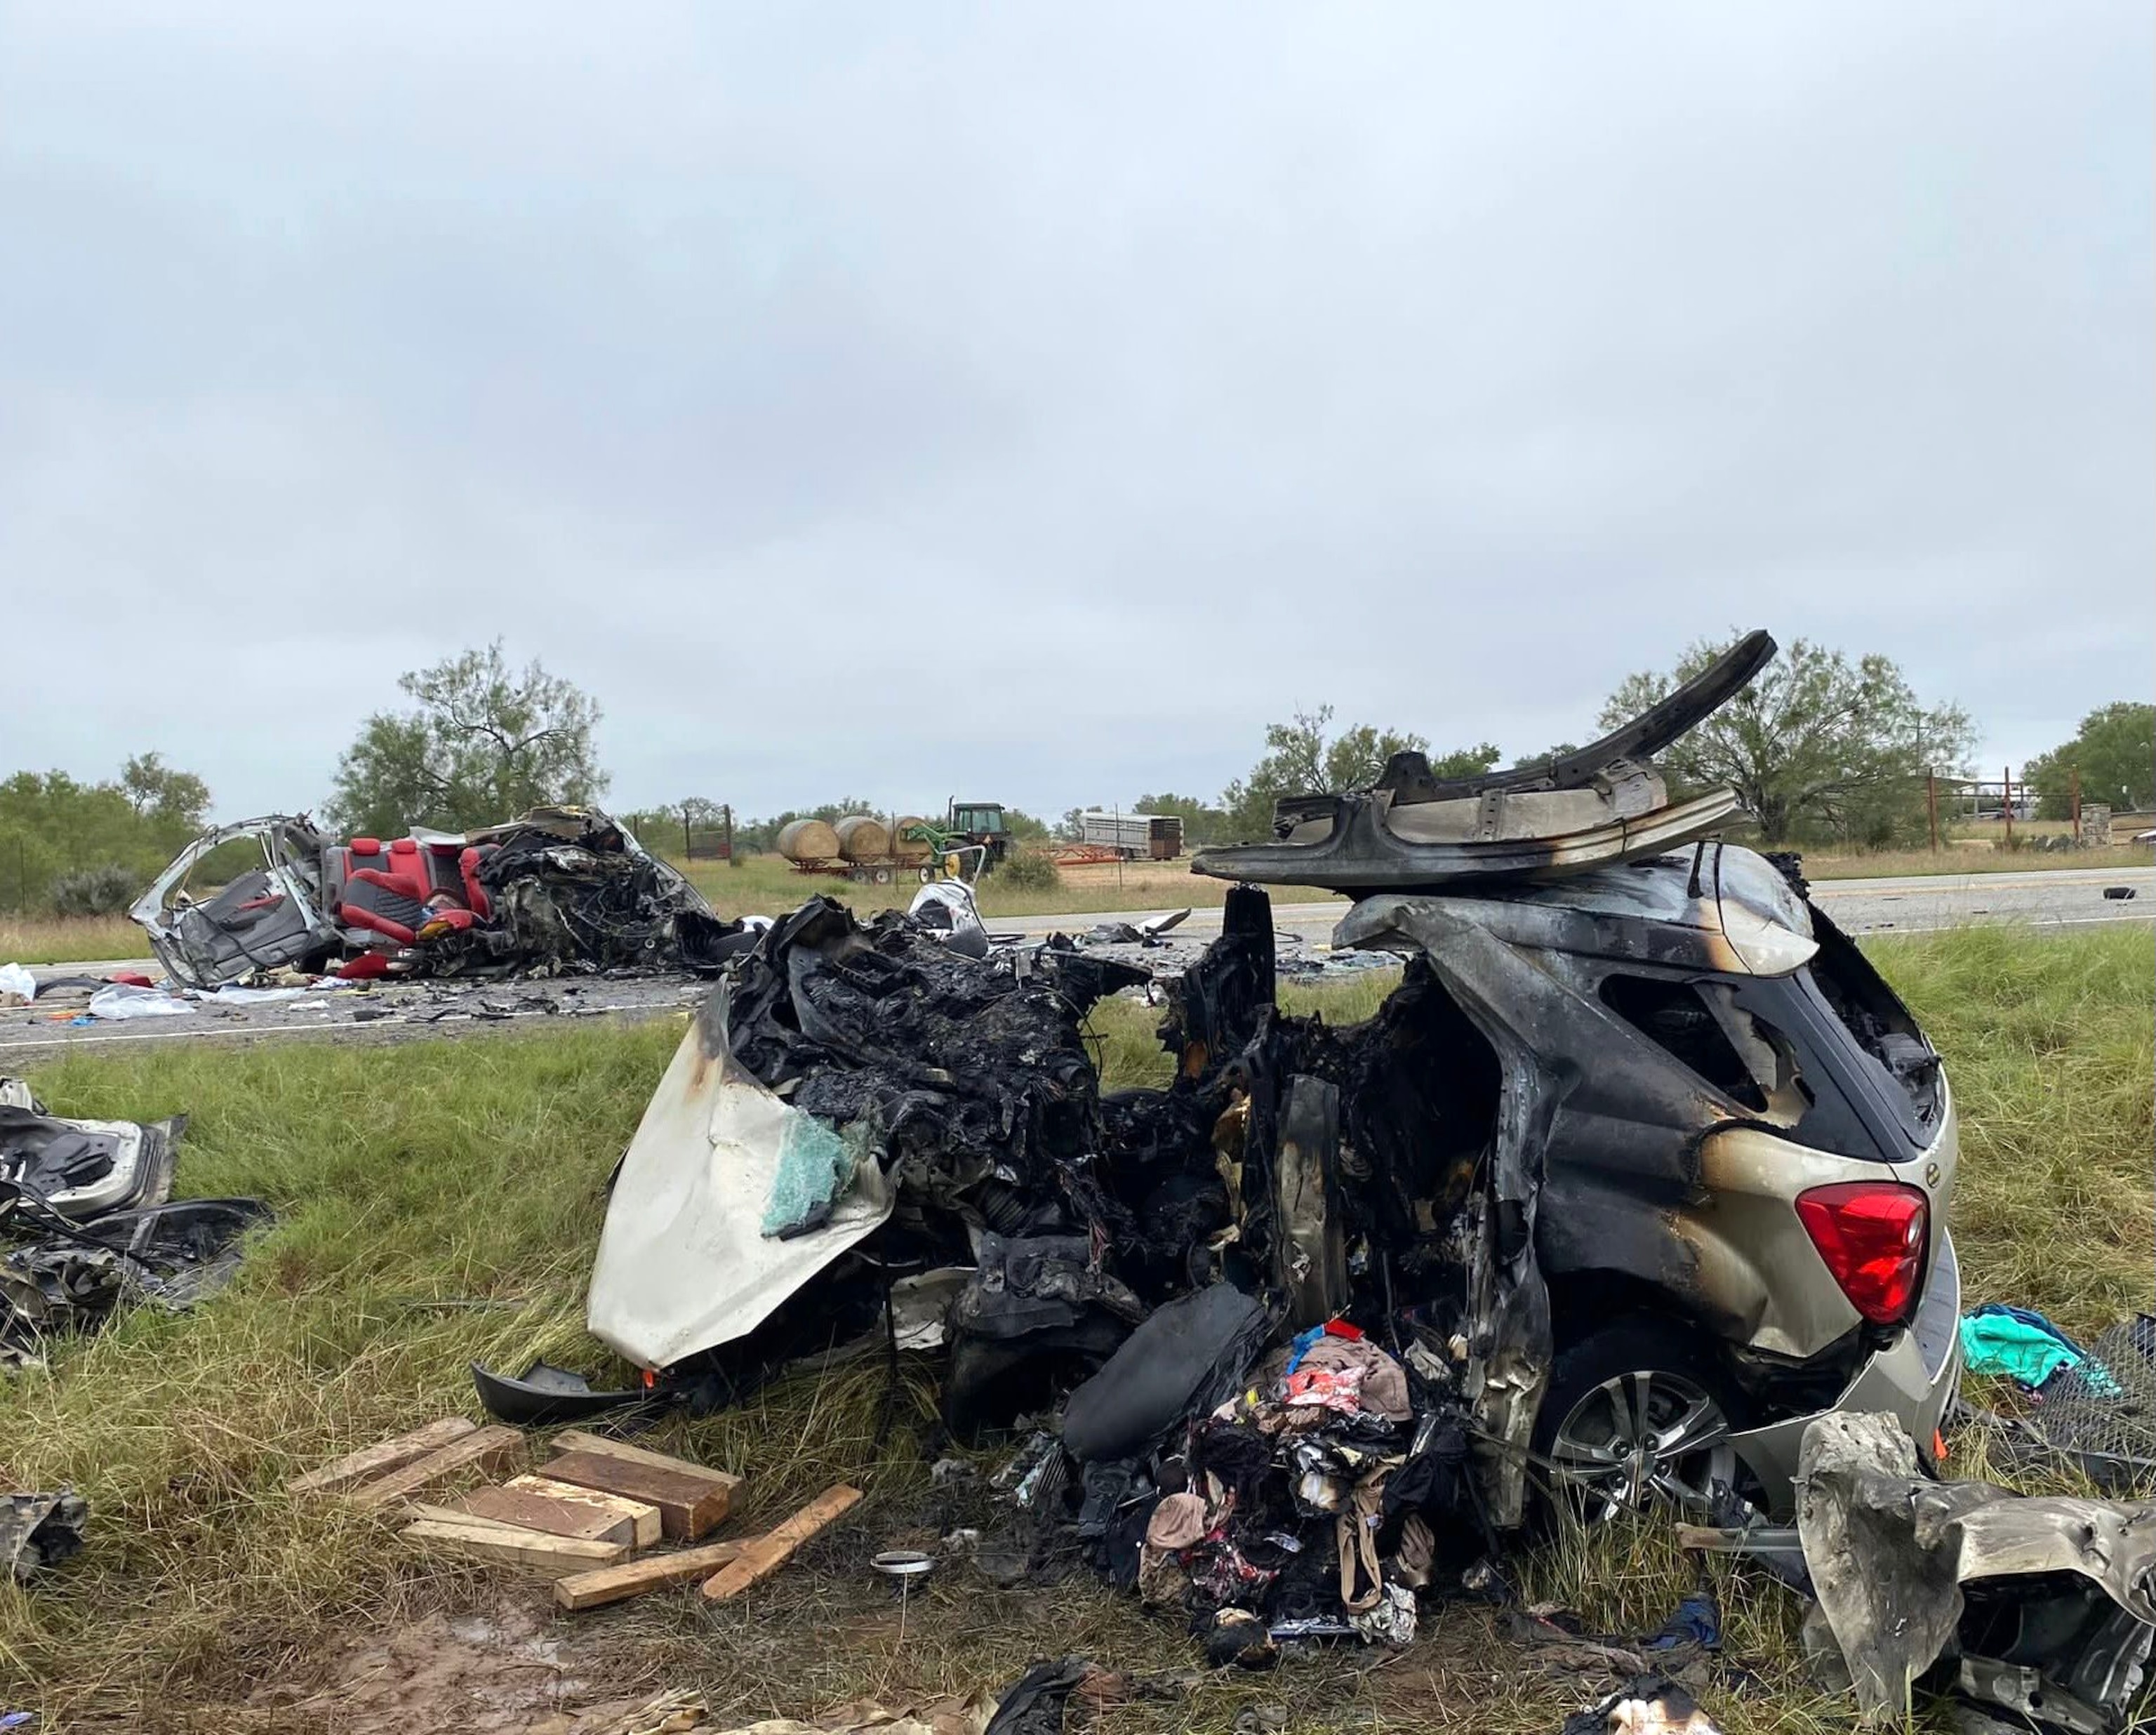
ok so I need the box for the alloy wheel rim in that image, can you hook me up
[1548,1368,1736,1522]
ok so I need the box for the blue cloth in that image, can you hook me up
[1283,1324,1328,1377]
[1645,1591,1719,1651]
[1959,1304,2086,1389]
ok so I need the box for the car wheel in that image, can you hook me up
[1533,1318,1743,1522]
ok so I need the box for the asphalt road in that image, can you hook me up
[4,864,2146,1068]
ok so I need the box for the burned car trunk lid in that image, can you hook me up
[1192,630,1776,894]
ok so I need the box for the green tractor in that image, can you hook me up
[902,801,1013,875]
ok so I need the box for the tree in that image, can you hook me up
[328,642,608,836]
[1002,808,1051,841]
[0,757,215,912]
[121,752,211,827]
[1218,707,1501,842]
[1599,635,1977,846]
[2022,702,2155,820]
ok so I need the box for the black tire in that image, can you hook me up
[1531,1317,1747,1523]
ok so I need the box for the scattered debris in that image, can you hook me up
[0,1490,86,1580]
[1797,1411,2155,1731]
[1557,1676,1725,1735]
[0,1082,265,1369]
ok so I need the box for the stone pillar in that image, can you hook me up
[2080,803,2112,849]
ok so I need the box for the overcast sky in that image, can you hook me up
[4,4,2148,823]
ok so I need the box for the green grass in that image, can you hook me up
[0,929,2146,1728]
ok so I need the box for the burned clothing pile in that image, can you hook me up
[0,1080,266,1369]
[1056,1312,1482,1658]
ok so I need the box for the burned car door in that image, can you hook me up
[130,817,338,989]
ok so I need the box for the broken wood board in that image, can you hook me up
[346,1424,522,1510]
[401,1518,628,1574]
[550,1429,743,1496]
[453,1477,658,1549]
[289,1417,477,1496]
[543,1449,733,1541]
[553,1537,747,1611]
[700,1484,862,1602]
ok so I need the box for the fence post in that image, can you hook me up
[2070,766,2082,837]
[1926,770,1939,852]
[724,804,736,866]
[683,804,693,860]
[2002,766,2013,847]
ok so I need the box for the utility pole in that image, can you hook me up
[1925,770,1939,852]
[2001,766,2013,848]
[2069,766,2082,838]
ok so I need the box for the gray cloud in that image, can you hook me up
[3,2,2147,821]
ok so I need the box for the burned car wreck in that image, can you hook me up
[133,805,750,989]
[514,627,2156,1722]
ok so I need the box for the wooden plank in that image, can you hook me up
[401,1518,628,1574]
[700,1484,861,1602]
[549,1429,743,1494]
[553,1538,747,1612]
[407,1501,536,1534]
[505,1474,661,1550]
[457,1484,638,1548]
[346,1425,522,1510]
[289,1417,477,1495]
[542,1449,733,1541]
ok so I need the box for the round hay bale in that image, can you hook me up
[890,816,933,863]
[777,818,841,863]
[833,815,891,863]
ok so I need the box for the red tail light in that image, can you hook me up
[1795,1181,1928,1327]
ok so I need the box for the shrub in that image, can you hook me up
[49,863,140,917]
[994,848,1061,892]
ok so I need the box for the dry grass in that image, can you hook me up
[0,913,142,968]
[0,929,2146,1728]
[679,853,1343,921]
[1805,841,2150,880]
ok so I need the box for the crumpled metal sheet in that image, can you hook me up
[1797,1411,2156,1730]
[0,1491,86,1580]
[0,1197,271,1369]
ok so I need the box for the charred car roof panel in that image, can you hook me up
[1193,630,1776,895]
